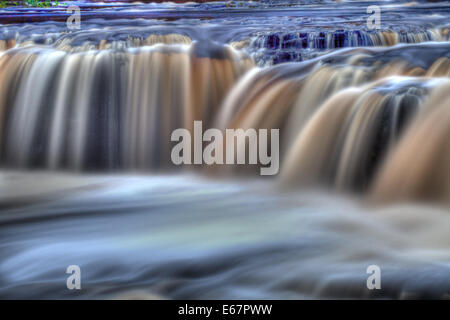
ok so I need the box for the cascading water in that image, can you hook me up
[0,42,253,170]
[281,77,445,191]
[0,0,450,300]
[371,81,450,205]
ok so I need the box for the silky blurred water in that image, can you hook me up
[1,171,450,299]
[1,0,449,65]
[0,0,449,300]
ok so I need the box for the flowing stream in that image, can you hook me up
[0,0,449,299]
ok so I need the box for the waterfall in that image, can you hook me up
[0,40,449,205]
[280,78,447,191]
[217,43,450,202]
[0,42,253,170]
[370,81,450,205]
[248,28,449,65]
[2,0,450,300]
